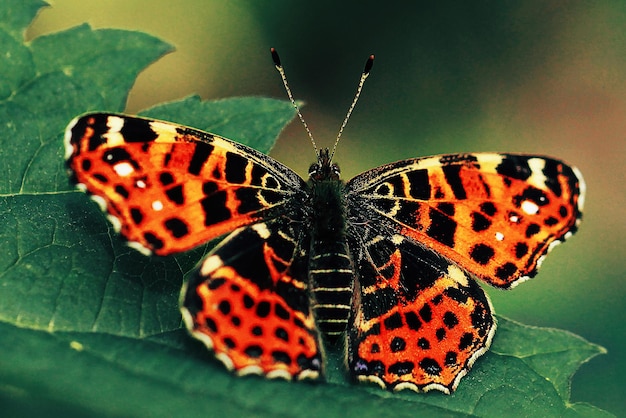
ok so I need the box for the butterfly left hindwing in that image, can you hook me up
[181,216,324,380]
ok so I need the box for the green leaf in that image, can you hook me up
[140,94,297,154]
[0,1,172,196]
[0,2,612,417]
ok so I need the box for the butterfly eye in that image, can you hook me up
[308,162,320,178]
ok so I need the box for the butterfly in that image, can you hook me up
[64,49,584,394]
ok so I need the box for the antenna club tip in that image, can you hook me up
[363,54,375,74]
[270,47,281,67]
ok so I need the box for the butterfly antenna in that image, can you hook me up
[271,48,319,156]
[330,54,374,161]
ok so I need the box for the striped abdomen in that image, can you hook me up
[309,239,355,336]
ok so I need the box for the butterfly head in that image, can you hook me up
[309,148,340,181]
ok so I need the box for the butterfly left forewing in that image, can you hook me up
[65,113,306,255]
[346,153,584,288]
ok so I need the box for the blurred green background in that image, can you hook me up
[29,0,625,415]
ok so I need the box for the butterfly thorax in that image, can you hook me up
[307,149,355,337]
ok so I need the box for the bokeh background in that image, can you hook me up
[29,1,625,415]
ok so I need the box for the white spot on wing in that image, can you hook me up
[391,234,404,245]
[521,200,539,215]
[573,165,586,212]
[215,352,235,371]
[150,120,178,133]
[106,214,121,233]
[101,116,127,146]
[447,264,469,287]
[127,241,152,256]
[107,116,124,132]
[297,369,321,381]
[358,375,387,390]
[415,156,442,169]
[474,153,505,171]
[527,158,548,188]
[200,255,224,276]
[64,116,80,160]
[394,381,424,393]
[495,232,505,241]
[89,194,107,212]
[238,365,265,376]
[151,200,164,211]
[180,306,199,335]
[251,223,271,239]
[266,369,293,380]
[112,162,134,177]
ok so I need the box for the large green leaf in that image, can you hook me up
[0,2,611,417]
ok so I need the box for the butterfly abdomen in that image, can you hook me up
[309,239,354,336]
[308,178,355,337]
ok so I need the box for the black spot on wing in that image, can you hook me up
[426,207,457,247]
[144,232,164,250]
[202,181,218,195]
[383,312,403,330]
[159,172,175,186]
[114,185,129,199]
[470,243,495,265]
[164,217,189,238]
[130,208,143,225]
[165,185,185,205]
[471,211,491,232]
[437,202,455,216]
[235,188,265,214]
[525,223,541,238]
[405,311,422,330]
[495,262,518,282]
[406,169,431,199]
[441,165,466,199]
[249,164,270,186]
[496,155,532,181]
[515,242,529,259]
[200,191,231,226]
[419,358,442,376]
[542,158,564,197]
[390,336,407,353]
[120,118,159,142]
[225,151,248,184]
[389,360,414,375]
[480,201,497,216]
[188,142,213,175]
[393,201,421,227]
[103,148,136,166]
[385,175,405,197]
[514,187,549,208]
